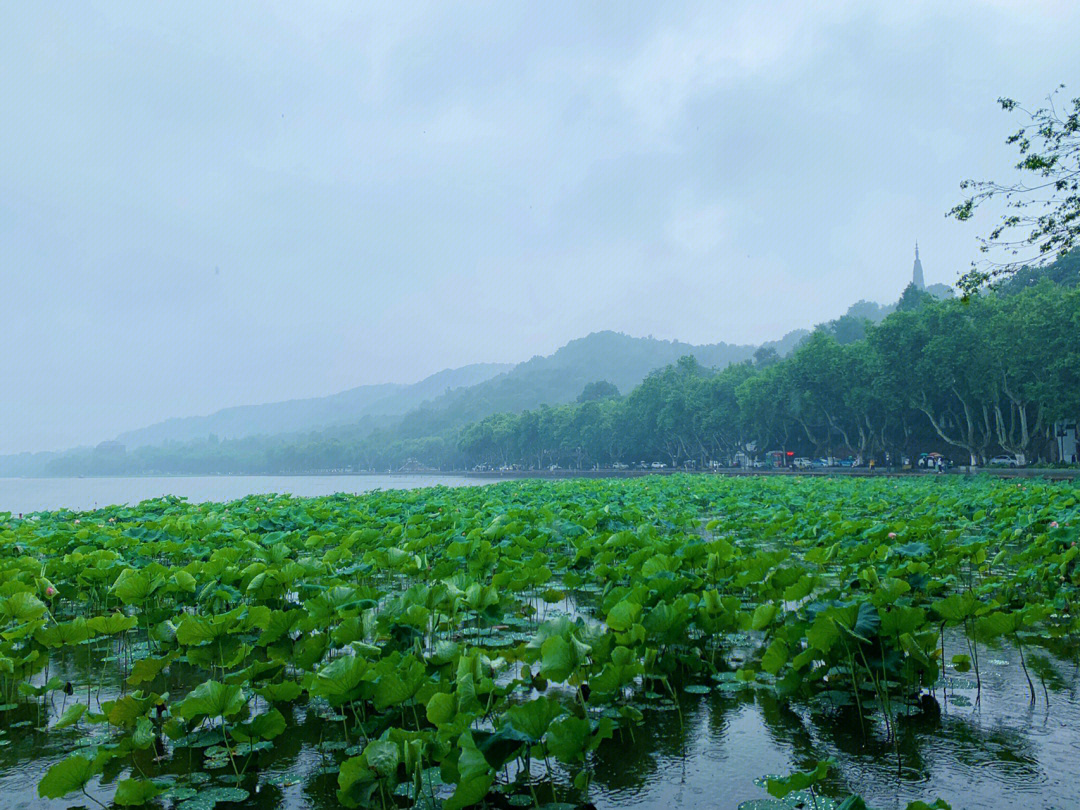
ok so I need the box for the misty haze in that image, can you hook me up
[2,4,1080,810]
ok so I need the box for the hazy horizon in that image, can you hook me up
[4,1,1079,454]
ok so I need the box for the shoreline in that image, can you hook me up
[4,467,1078,481]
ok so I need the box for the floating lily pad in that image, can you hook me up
[161,787,199,801]
[177,787,250,810]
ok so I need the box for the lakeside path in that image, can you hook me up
[313,466,1080,481]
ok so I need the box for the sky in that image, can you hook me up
[2,1,1079,454]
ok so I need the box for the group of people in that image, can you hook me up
[916,455,948,473]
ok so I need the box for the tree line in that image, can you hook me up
[458,279,1080,469]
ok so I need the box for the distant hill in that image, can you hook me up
[117,362,513,448]
[118,331,808,449]
[0,326,812,477]
[392,330,802,437]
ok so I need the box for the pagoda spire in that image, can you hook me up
[912,242,925,290]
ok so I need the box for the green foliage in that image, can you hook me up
[178,681,246,721]
[7,475,1079,808]
[37,754,99,799]
[950,86,1080,293]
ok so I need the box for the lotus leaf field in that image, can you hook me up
[1,475,1078,810]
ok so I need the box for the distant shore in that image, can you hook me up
[7,467,1078,481]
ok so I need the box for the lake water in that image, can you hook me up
[0,474,482,514]
[3,631,1077,810]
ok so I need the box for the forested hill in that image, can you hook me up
[120,329,807,448]
[116,361,513,448]
[6,327,812,476]
[391,330,806,437]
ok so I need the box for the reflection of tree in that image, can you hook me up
[590,691,738,794]
[758,691,838,768]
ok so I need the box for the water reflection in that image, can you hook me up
[586,643,1080,810]
[2,634,1078,810]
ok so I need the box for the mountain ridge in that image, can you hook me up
[116,362,513,448]
[117,329,808,450]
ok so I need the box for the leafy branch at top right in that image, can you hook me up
[949,85,1079,296]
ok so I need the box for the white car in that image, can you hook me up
[988,455,1019,467]
[650,461,667,469]
[793,457,812,469]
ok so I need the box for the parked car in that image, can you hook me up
[989,454,1020,467]
[650,461,667,469]
[793,457,812,469]
[811,458,828,469]
[612,461,629,470]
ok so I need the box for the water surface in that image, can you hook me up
[0,474,481,514]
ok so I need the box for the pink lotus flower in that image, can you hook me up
[1050,521,1059,528]
[73,519,80,524]
[888,532,897,539]
[45,586,56,598]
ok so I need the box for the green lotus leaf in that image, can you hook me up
[133,715,156,748]
[176,786,249,810]
[766,759,834,798]
[179,680,246,720]
[110,568,164,605]
[605,600,641,632]
[880,606,926,636]
[37,753,99,799]
[87,612,138,635]
[35,617,94,647]
[504,695,565,742]
[364,738,400,778]
[170,570,198,592]
[127,654,173,686]
[103,691,159,728]
[2,592,47,623]
[256,681,303,703]
[444,736,494,810]
[539,635,574,682]
[114,777,163,806]
[425,691,456,726]
[53,702,87,729]
[337,755,379,808]
[751,603,778,631]
[312,654,368,703]
[232,708,286,742]
[807,615,839,652]
[545,715,590,763]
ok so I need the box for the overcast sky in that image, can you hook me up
[2,1,1078,454]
